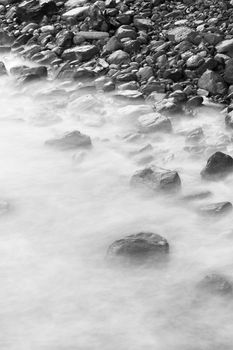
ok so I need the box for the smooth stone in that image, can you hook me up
[107,232,169,264]
[198,201,232,216]
[198,273,233,296]
[138,113,172,133]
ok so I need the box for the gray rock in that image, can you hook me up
[138,113,172,133]
[198,201,232,216]
[45,130,92,150]
[62,45,99,61]
[198,273,233,296]
[107,232,169,264]
[104,36,122,53]
[225,111,233,129]
[185,127,204,144]
[0,61,7,76]
[167,26,194,43]
[107,50,129,65]
[186,55,205,69]
[116,25,137,40]
[131,166,181,193]
[186,96,203,108]
[76,31,109,40]
[198,70,227,95]
[62,6,89,19]
[216,38,233,58]
[224,59,233,84]
[133,18,153,31]
[201,151,233,179]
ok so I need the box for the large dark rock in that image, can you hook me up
[107,232,169,264]
[198,273,233,296]
[45,130,92,150]
[16,0,58,23]
[131,166,181,193]
[201,152,233,179]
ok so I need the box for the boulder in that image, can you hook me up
[198,201,232,216]
[45,130,92,150]
[107,232,169,264]
[131,166,181,193]
[201,151,233,179]
[138,113,172,133]
[198,70,227,95]
[198,273,233,296]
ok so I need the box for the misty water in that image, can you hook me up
[1,53,233,350]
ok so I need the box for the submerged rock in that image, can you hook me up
[131,166,181,193]
[45,130,92,150]
[107,232,169,264]
[198,201,232,216]
[201,152,233,179]
[138,113,172,133]
[198,273,233,296]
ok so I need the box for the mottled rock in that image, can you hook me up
[198,273,233,296]
[198,70,227,95]
[131,166,181,193]
[138,113,172,133]
[107,232,169,264]
[167,26,194,43]
[45,130,92,150]
[201,152,233,179]
[198,201,232,216]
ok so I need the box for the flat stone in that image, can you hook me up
[62,6,89,19]
[62,45,98,61]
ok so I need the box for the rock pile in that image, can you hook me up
[2,0,233,106]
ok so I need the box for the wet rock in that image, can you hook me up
[198,201,232,216]
[107,50,129,65]
[16,0,58,23]
[225,112,233,129]
[182,191,212,201]
[10,65,47,81]
[185,127,204,144]
[216,38,233,58]
[116,25,136,40]
[186,55,205,69]
[138,113,172,133]
[0,61,7,76]
[201,152,233,179]
[198,273,233,296]
[224,59,233,85]
[103,36,122,53]
[198,70,227,95]
[131,166,181,193]
[61,6,89,20]
[62,45,98,62]
[186,96,203,108]
[55,30,74,49]
[107,232,169,264]
[167,26,194,43]
[45,130,92,150]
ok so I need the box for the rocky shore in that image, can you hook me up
[1,0,233,113]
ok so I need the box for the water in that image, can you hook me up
[0,53,233,350]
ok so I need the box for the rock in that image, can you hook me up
[186,55,205,69]
[107,49,129,65]
[182,191,212,201]
[62,45,99,61]
[16,0,58,23]
[0,30,13,45]
[216,38,233,58]
[203,33,223,46]
[61,6,89,20]
[133,18,153,31]
[76,31,109,40]
[131,166,181,193]
[104,36,122,53]
[0,61,7,76]
[198,273,233,296]
[107,232,169,264]
[225,111,233,129]
[185,127,204,144]
[167,26,194,43]
[224,59,233,84]
[45,130,92,150]
[137,66,154,82]
[198,201,232,216]
[116,25,136,40]
[55,30,74,49]
[198,70,227,95]
[201,151,233,179]
[186,96,203,108]
[138,113,172,133]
